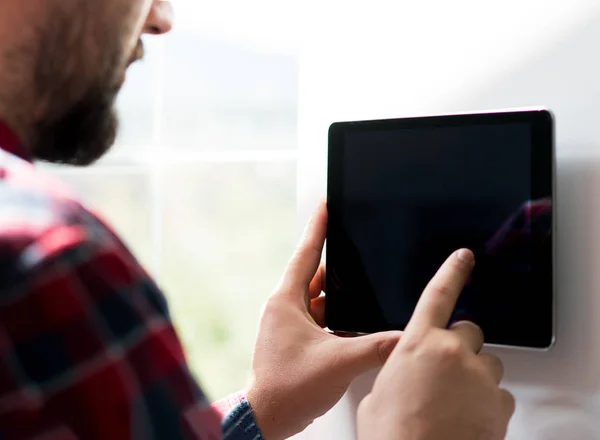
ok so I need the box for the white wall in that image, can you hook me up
[297,1,600,438]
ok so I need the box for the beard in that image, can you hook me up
[32,84,120,166]
[29,5,143,166]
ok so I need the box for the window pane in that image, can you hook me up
[47,170,155,272]
[161,29,298,150]
[160,162,297,399]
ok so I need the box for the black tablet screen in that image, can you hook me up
[327,114,553,348]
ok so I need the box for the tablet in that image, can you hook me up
[326,108,555,349]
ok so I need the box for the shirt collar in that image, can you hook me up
[0,120,31,162]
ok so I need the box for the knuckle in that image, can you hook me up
[430,282,455,299]
[273,276,290,296]
[461,320,484,336]
[260,296,283,318]
[478,353,504,380]
[490,354,504,370]
[501,389,516,414]
[489,353,503,367]
[399,332,424,353]
[402,331,465,361]
[474,326,485,344]
[452,320,484,339]
[437,335,464,359]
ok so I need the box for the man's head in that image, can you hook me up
[0,0,173,165]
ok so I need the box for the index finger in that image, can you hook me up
[405,249,475,332]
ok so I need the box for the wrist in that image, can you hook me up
[246,385,279,440]
[247,383,303,440]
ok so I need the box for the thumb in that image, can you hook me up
[337,331,403,376]
[281,200,328,294]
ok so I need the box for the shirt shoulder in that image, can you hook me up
[0,151,262,439]
[0,150,123,239]
[0,151,132,291]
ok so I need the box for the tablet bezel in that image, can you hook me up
[326,108,555,350]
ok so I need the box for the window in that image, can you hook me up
[43,0,301,400]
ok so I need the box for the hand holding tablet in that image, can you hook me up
[326,108,555,349]
[357,249,515,440]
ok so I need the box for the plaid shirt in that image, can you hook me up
[0,122,263,440]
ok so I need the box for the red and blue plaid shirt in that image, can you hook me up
[0,122,262,440]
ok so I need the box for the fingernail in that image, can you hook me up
[456,249,474,264]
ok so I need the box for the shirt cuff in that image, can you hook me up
[212,391,248,419]
[222,399,263,440]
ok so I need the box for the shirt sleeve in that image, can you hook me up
[0,222,262,440]
[213,393,263,440]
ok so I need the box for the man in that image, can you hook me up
[0,1,514,439]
